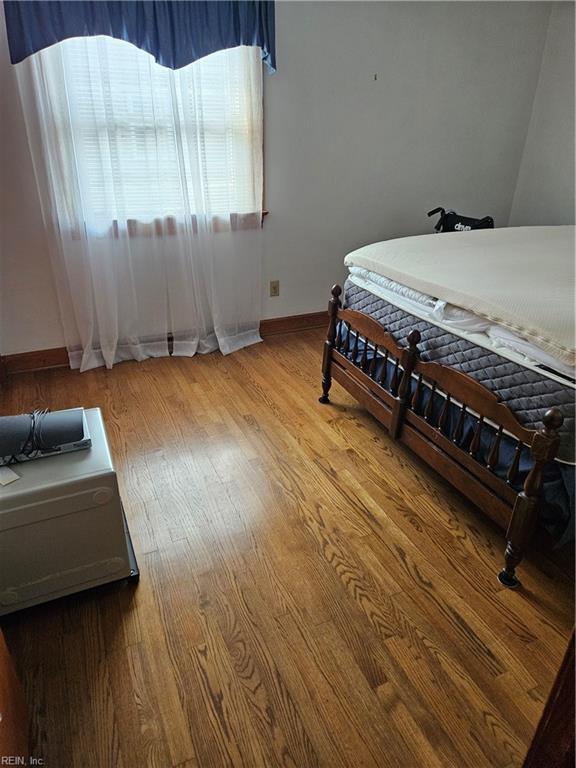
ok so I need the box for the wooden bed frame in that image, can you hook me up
[319,285,564,588]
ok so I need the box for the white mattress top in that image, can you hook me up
[344,226,576,367]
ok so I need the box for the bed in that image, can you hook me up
[319,226,575,588]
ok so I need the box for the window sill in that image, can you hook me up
[110,212,267,238]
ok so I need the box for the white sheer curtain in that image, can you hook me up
[15,37,264,371]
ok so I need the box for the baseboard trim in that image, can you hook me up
[259,311,327,337]
[3,347,70,375]
[0,312,328,375]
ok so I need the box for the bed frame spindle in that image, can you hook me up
[369,346,379,379]
[469,416,484,459]
[424,382,436,423]
[452,404,466,444]
[507,442,523,486]
[360,338,369,372]
[351,331,359,363]
[487,427,503,471]
[378,350,389,386]
[438,393,451,434]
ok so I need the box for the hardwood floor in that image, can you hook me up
[1,329,573,768]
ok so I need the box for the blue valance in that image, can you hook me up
[3,0,276,71]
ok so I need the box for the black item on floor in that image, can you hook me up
[427,207,494,233]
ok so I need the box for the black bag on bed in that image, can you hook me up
[427,207,494,233]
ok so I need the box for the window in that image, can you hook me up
[40,36,263,224]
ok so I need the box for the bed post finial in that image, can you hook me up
[498,407,563,588]
[542,407,564,435]
[407,329,421,353]
[319,285,342,404]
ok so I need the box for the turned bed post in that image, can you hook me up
[390,329,421,439]
[498,407,564,589]
[319,284,342,404]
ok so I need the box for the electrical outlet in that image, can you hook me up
[269,280,280,297]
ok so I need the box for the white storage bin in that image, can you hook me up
[0,408,138,615]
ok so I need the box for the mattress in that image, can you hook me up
[343,279,575,465]
[347,267,575,382]
[344,226,576,368]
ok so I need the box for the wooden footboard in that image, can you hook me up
[319,284,563,588]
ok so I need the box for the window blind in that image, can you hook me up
[48,36,262,222]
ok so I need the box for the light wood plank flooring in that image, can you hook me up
[1,329,573,768]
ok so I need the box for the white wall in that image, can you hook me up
[260,1,552,319]
[509,2,575,226]
[0,2,554,354]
